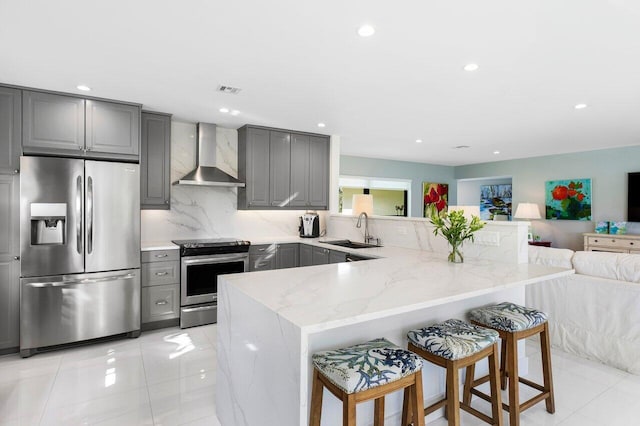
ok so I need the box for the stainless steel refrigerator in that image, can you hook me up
[19,156,140,357]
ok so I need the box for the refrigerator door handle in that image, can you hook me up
[87,176,93,254]
[76,175,83,254]
[25,272,137,288]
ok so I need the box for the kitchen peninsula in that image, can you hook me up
[216,241,573,426]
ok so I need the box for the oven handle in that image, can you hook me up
[182,254,248,266]
[182,304,217,313]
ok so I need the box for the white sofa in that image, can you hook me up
[526,246,640,374]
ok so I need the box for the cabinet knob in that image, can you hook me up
[165,200,169,204]
[594,239,598,243]
[630,242,634,246]
[155,300,168,306]
[612,239,616,243]
[14,256,20,261]
[14,169,19,174]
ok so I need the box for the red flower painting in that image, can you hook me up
[423,182,448,218]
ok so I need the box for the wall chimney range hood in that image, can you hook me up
[175,123,245,187]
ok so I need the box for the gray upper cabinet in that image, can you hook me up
[141,112,172,209]
[0,175,19,350]
[276,244,299,269]
[85,100,140,159]
[308,136,329,208]
[23,91,85,155]
[238,125,329,210]
[22,90,140,161]
[269,131,291,207]
[0,87,21,174]
[239,127,271,208]
[289,134,310,208]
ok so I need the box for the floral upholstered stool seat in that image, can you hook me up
[310,338,425,426]
[468,302,555,426]
[406,319,503,426]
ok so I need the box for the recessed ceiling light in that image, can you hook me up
[357,25,375,37]
[219,108,229,113]
[317,122,326,128]
[76,85,91,91]
[416,139,423,143]
[493,150,500,155]
[463,63,479,72]
[574,103,588,110]
[230,110,240,116]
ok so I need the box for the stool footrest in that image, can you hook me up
[424,398,447,416]
[460,403,494,424]
[519,377,545,392]
[470,384,551,413]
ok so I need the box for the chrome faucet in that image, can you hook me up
[356,212,380,245]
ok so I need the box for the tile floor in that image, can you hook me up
[0,325,638,425]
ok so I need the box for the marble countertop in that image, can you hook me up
[141,241,179,251]
[220,241,574,333]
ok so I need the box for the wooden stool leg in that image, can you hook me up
[412,371,426,426]
[506,333,520,426]
[343,393,356,426]
[540,323,556,414]
[488,343,503,426]
[402,383,413,425]
[500,340,507,390]
[374,397,385,426]
[446,361,460,426]
[310,369,323,426]
[463,363,475,405]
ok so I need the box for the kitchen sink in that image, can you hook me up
[323,240,381,249]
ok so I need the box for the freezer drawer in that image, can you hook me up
[20,269,140,354]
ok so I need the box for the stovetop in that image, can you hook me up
[171,238,251,257]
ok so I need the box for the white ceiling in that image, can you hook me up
[1,0,640,166]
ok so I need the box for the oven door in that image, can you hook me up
[180,253,248,306]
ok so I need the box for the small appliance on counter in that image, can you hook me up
[299,213,320,238]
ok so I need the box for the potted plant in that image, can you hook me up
[430,209,484,263]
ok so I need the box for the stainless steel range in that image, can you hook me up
[172,238,250,328]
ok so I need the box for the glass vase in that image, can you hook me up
[448,241,463,263]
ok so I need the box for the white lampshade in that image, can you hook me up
[352,194,373,216]
[514,203,541,220]
[448,205,481,220]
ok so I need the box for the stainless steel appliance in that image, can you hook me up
[20,156,140,357]
[299,213,320,238]
[172,238,250,328]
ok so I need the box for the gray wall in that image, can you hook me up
[455,146,640,250]
[340,155,457,218]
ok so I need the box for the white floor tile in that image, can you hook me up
[58,339,142,371]
[46,355,147,408]
[39,388,153,426]
[148,372,216,426]
[139,327,212,354]
[180,414,222,426]
[572,386,639,425]
[0,354,61,384]
[0,373,55,422]
[142,346,217,385]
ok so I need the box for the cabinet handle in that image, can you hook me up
[14,256,20,261]
[630,242,634,245]
[155,271,169,276]
[165,200,169,204]
[14,169,19,174]
[155,254,168,258]
[155,300,168,306]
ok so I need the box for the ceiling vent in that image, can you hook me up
[217,85,242,95]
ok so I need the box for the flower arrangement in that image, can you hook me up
[430,209,484,263]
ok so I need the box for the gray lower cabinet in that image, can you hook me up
[329,250,347,264]
[85,99,140,158]
[22,91,85,154]
[312,246,330,265]
[276,244,299,269]
[22,90,140,160]
[238,125,329,210]
[141,112,172,209]
[0,175,19,350]
[141,249,180,328]
[300,244,313,267]
[249,244,277,271]
[0,86,21,174]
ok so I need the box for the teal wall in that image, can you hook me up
[455,146,640,250]
[340,155,457,218]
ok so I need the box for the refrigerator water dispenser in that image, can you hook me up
[30,203,67,245]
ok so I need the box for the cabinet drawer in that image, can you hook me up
[587,236,637,250]
[249,253,276,271]
[141,284,179,323]
[142,249,179,263]
[141,261,179,287]
[249,244,277,255]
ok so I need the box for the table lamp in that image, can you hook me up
[352,194,373,216]
[514,202,541,241]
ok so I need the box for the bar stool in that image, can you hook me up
[406,319,503,426]
[468,302,555,426]
[310,337,425,426]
